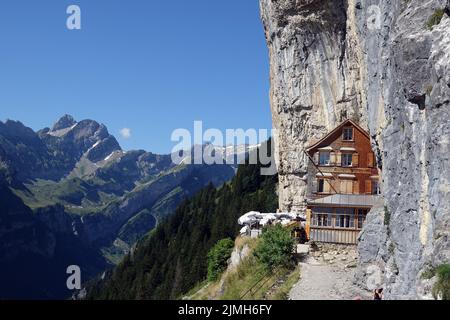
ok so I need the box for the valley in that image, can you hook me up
[0,115,244,298]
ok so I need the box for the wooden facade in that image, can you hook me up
[305,120,380,245]
[306,205,371,245]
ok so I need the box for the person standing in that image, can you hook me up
[373,288,383,300]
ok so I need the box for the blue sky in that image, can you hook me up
[0,0,272,154]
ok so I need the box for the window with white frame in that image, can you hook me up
[312,208,332,227]
[319,152,331,166]
[343,127,354,141]
[341,153,353,167]
[334,208,355,229]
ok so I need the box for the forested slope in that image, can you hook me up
[86,143,278,299]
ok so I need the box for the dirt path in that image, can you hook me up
[289,246,372,300]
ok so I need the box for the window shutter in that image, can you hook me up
[341,180,352,194]
[330,152,336,165]
[313,152,319,165]
[353,180,360,194]
[336,152,342,166]
[367,152,374,168]
[324,179,331,193]
[352,153,359,168]
[365,180,372,194]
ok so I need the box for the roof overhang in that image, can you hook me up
[307,194,379,208]
[338,174,356,179]
[316,172,334,178]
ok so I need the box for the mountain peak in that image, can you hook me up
[52,114,77,131]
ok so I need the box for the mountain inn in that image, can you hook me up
[304,119,381,245]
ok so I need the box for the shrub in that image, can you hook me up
[254,224,295,271]
[421,266,436,280]
[207,238,235,282]
[426,9,444,30]
[432,264,450,300]
[388,242,395,255]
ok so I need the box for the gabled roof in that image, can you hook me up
[306,119,370,152]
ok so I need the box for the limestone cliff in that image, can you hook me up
[260,0,450,299]
[260,0,368,213]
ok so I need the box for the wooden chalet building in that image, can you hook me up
[304,120,381,245]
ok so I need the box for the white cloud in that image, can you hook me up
[119,128,131,139]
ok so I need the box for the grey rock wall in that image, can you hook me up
[260,0,450,299]
[260,0,368,213]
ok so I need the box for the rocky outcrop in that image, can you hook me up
[0,120,55,181]
[51,114,77,131]
[261,0,450,299]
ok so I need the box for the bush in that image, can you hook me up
[207,238,235,282]
[426,9,444,30]
[433,264,450,300]
[421,266,436,280]
[254,224,295,271]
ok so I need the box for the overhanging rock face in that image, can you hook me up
[260,0,450,299]
[260,0,368,213]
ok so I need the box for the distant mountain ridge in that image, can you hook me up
[0,115,250,299]
[0,115,122,182]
